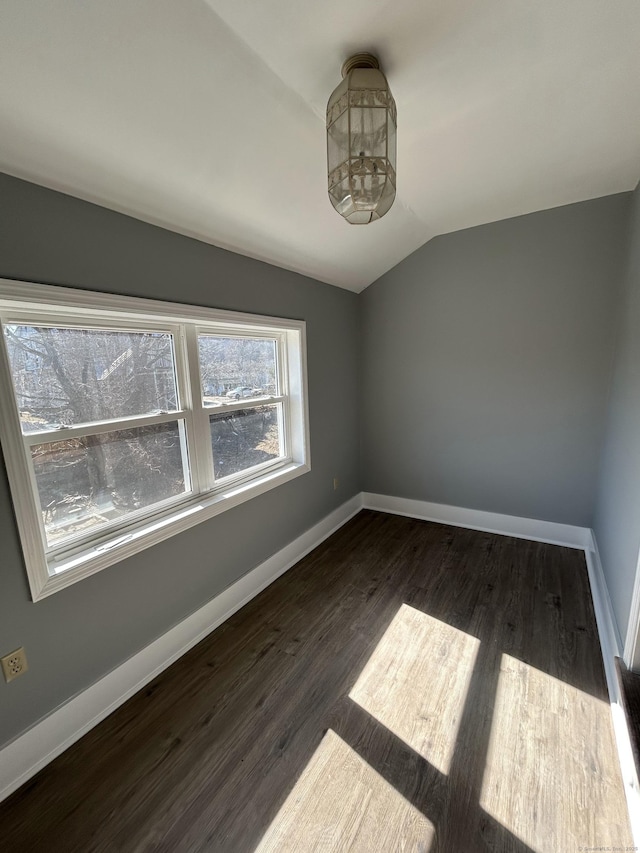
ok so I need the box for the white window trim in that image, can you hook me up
[0,279,310,601]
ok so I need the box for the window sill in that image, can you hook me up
[35,461,310,601]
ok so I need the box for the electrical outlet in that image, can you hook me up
[333,477,339,491]
[1,647,28,683]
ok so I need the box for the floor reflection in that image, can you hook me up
[350,604,479,775]
[254,728,435,852]
[480,653,630,852]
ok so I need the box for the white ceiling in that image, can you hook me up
[1,1,639,292]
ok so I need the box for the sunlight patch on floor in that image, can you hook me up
[480,653,632,853]
[349,603,480,774]
[254,729,434,853]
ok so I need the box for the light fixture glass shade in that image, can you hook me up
[327,54,396,224]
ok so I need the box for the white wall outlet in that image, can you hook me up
[1,647,28,683]
[333,477,339,491]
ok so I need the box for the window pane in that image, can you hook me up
[31,421,189,547]
[198,335,277,405]
[3,325,178,431]
[209,404,283,480]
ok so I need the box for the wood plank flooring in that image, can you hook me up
[0,510,632,852]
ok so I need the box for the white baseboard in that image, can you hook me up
[362,492,592,549]
[0,494,363,804]
[584,534,640,847]
[584,532,624,690]
[623,552,640,670]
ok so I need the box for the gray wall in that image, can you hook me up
[361,194,630,527]
[2,170,638,748]
[593,182,640,659]
[0,173,360,748]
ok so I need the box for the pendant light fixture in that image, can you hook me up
[326,53,396,224]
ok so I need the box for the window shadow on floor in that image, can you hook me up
[0,510,628,852]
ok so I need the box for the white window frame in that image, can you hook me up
[0,279,310,601]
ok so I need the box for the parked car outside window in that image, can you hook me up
[226,386,254,400]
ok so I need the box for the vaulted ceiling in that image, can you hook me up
[1,1,639,291]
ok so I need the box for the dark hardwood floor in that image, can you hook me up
[0,510,632,852]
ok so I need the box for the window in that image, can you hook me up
[0,280,310,600]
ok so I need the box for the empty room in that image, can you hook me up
[1,2,640,851]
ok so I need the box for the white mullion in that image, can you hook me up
[277,333,292,459]
[171,324,200,495]
[183,325,215,491]
[167,323,197,495]
[22,410,187,445]
[0,323,50,596]
[196,325,284,342]
[1,312,179,337]
[205,395,285,416]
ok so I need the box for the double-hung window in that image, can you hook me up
[0,280,309,600]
